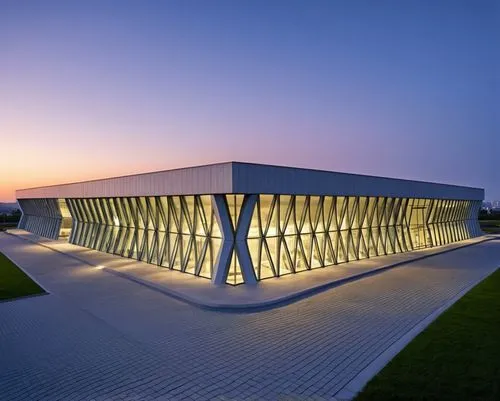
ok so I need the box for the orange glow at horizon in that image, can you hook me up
[0,159,219,202]
[1,1,497,203]
[0,123,224,201]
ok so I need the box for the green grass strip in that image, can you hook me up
[355,268,500,401]
[0,252,45,300]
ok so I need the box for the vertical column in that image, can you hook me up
[234,195,258,284]
[211,194,258,285]
[212,195,234,285]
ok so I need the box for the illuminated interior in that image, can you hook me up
[17,198,64,240]
[244,195,480,280]
[57,199,73,238]
[17,194,481,285]
[66,196,222,279]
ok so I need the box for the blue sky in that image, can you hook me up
[1,0,498,200]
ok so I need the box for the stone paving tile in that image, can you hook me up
[0,233,498,400]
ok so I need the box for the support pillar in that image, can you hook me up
[211,194,258,285]
[211,195,234,285]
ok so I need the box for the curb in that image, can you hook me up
[0,292,49,304]
[334,265,499,401]
[203,236,492,312]
[4,231,493,312]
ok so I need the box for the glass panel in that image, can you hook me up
[338,197,348,230]
[295,196,307,233]
[280,195,294,235]
[170,197,182,233]
[226,250,244,285]
[99,199,111,225]
[112,198,124,227]
[147,197,157,230]
[211,237,222,272]
[337,231,347,263]
[235,195,244,229]
[81,199,93,223]
[210,207,222,238]
[358,197,368,228]
[311,235,323,268]
[137,197,147,229]
[182,196,195,234]
[384,198,394,227]
[260,195,277,237]
[264,237,278,275]
[226,195,238,232]
[58,199,73,238]
[248,199,261,238]
[247,238,261,279]
[137,229,147,261]
[346,230,357,261]
[359,228,369,259]
[300,196,312,234]
[92,199,104,224]
[279,237,294,275]
[324,233,335,265]
[154,197,165,232]
[261,240,276,278]
[348,197,357,229]
[198,238,212,279]
[170,233,181,270]
[323,196,334,231]
[183,235,196,274]
[295,236,309,272]
[195,196,208,236]
[309,196,321,232]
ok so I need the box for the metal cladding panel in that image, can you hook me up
[231,162,484,200]
[16,161,484,201]
[16,163,233,199]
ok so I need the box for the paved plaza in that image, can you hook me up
[0,233,498,400]
[7,229,489,310]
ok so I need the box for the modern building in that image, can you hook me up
[16,162,483,285]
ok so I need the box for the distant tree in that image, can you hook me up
[10,209,21,217]
[479,209,490,219]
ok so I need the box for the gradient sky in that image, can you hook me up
[1,0,498,201]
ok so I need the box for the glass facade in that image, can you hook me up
[57,199,73,238]
[17,198,63,240]
[225,195,245,285]
[245,195,481,281]
[66,196,222,279]
[17,194,482,285]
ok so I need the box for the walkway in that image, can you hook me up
[6,229,490,309]
[0,233,498,400]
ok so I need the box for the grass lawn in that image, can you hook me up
[355,268,500,401]
[479,220,500,234]
[0,223,18,232]
[0,252,45,300]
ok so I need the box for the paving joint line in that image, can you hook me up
[333,264,500,401]
[4,230,494,312]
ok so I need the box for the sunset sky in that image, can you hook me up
[1,0,498,202]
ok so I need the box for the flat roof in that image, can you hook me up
[16,161,484,201]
